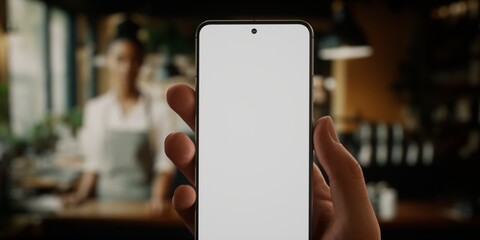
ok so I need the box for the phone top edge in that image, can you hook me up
[195,19,313,38]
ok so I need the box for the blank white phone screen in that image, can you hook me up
[197,21,311,240]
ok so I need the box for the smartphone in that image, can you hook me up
[196,20,312,240]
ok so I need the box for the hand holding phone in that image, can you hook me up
[165,85,380,240]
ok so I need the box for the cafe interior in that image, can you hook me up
[0,0,479,239]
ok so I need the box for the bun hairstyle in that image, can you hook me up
[110,18,145,55]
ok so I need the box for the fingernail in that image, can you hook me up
[325,116,340,143]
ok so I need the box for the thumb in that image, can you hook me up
[313,117,377,225]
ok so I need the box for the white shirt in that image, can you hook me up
[79,92,176,174]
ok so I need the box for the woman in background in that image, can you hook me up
[63,19,176,215]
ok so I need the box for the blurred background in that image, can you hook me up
[0,0,479,239]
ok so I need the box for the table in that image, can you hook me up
[39,200,480,240]
[42,200,191,240]
[379,200,480,239]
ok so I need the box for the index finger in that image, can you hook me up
[166,84,196,131]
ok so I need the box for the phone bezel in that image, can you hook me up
[195,20,314,240]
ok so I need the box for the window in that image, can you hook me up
[8,0,48,137]
[8,0,72,137]
[50,8,69,116]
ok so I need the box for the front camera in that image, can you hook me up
[251,28,257,34]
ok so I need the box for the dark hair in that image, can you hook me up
[110,19,145,55]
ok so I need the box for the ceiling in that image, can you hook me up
[38,0,454,19]
[40,0,334,18]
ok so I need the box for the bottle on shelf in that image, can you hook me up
[375,123,388,166]
[391,123,404,166]
[358,121,373,167]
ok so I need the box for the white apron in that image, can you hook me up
[97,101,155,200]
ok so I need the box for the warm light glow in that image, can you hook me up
[431,0,477,19]
[319,45,373,60]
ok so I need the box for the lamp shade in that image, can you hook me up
[318,0,373,60]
